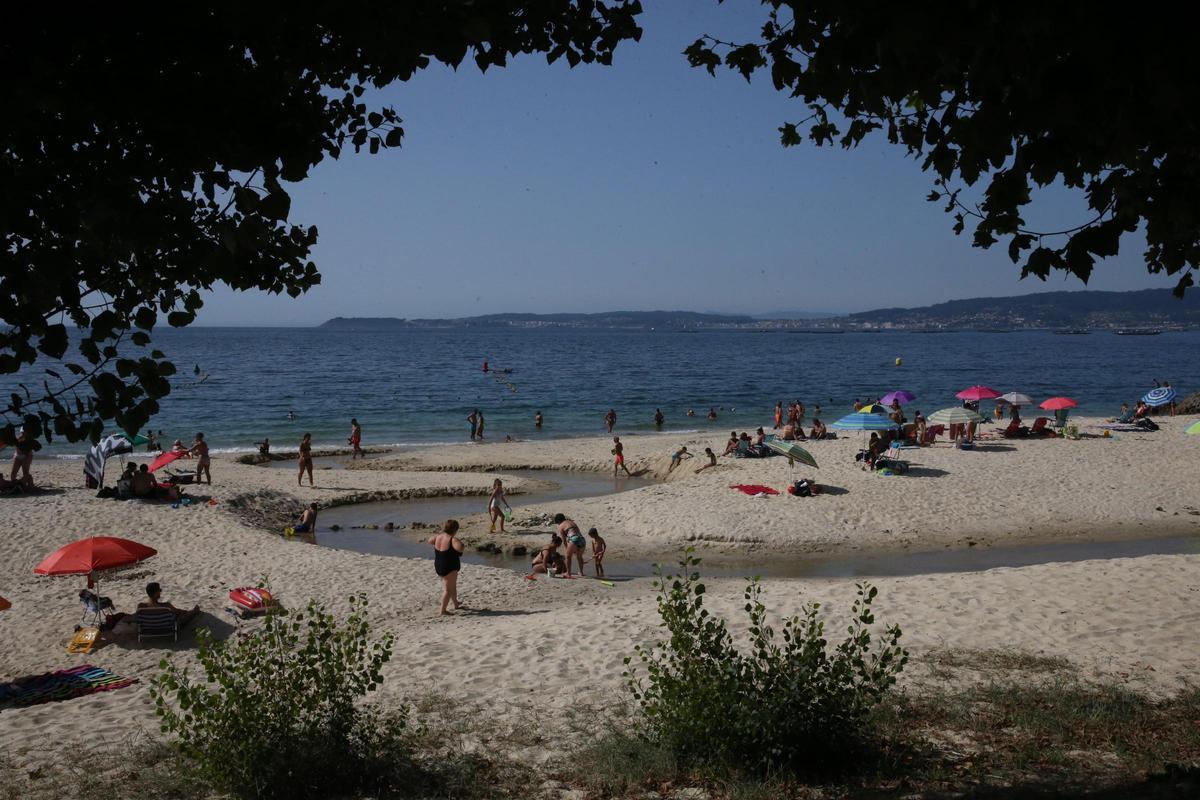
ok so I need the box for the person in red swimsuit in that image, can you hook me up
[611,436,632,477]
[349,418,363,459]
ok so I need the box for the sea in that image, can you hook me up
[8,327,1199,456]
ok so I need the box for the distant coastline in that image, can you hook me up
[320,289,1200,331]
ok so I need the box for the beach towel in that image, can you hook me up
[0,665,137,708]
[729,484,779,496]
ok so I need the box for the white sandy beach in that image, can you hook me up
[2,415,1199,778]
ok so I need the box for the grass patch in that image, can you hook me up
[924,647,1071,675]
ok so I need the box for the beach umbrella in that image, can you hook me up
[880,390,916,406]
[998,392,1034,406]
[956,385,1001,401]
[36,536,157,577]
[1142,386,1177,407]
[83,434,134,488]
[1186,421,1200,435]
[857,403,890,415]
[926,407,985,426]
[148,450,185,472]
[1039,397,1078,411]
[765,438,819,469]
[831,411,901,431]
[118,431,150,447]
[0,595,10,611]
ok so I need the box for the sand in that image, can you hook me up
[2,414,1199,778]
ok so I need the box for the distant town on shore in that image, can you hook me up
[321,288,1200,332]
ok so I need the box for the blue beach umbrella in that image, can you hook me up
[831,411,901,432]
[1142,386,1177,407]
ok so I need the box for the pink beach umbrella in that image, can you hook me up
[956,385,1001,402]
[1039,397,1078,411]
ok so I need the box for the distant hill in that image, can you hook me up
[840,289,1200,329]
[320,311,754,330]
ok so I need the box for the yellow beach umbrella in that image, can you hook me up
[1187,421,1200,435]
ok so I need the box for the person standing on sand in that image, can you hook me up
[349,418,363,459]
[298,432,314,487]
[428,519,464,615]
[774,401,783,429]
[612,436,632,477]
[189,433,211,485]
[488,478,512,533]
[467,409,479,440]
[588,528,606,578]
[604,408,617,433]
[554,514,587,577]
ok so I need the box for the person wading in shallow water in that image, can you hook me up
[349,418,363,459]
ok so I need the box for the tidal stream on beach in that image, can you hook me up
[309,468,1200,579]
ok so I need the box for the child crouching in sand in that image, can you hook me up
[588,527,606,578]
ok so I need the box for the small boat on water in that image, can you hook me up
[1115,329,1162,336]
[1055,329,1091,335]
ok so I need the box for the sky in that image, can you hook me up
[201,1,1171,325]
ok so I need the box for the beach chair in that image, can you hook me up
[77,589,114,629]
[1029,417,1055,436]
[134,607,178,643]
[1053,409,1069,428]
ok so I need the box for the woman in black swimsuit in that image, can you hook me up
[427,519,464,615]
[297,432,314,487]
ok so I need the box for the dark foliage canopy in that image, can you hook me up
[1,2,642,445]
[687,2,1200,296]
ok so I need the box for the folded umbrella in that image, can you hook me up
[1142,386,1177,407]
[148,450,186,472]
[956,386,1001,401]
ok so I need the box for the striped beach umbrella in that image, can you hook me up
[1142,386,1177,407]
[765,438,819,468]
[831,411,901,431]
[926,407,985,426]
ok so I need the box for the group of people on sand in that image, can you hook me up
[530,513,606,579]
[668,445,717,473]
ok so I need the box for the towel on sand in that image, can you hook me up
[729,484,779,496]
[0,665,137,708]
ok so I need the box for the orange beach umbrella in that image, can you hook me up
[35,536,157,577]
[0,594,11,611]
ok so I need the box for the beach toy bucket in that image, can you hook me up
[503,508,513,523]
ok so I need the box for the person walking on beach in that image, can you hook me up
[654,408,665,428]
[488,478,512,533]
[349,418,363,459]
[588,528,607,578]
[298,432,314,487]
[774,401,783,429]
[189,433,211,485]
[428,519,464,615]
[612,436,632,477]
[604,408,617,433]
[467,409,479,440]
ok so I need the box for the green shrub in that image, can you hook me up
[624,550,908,778]
[150,594,405,800]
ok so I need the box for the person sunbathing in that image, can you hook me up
[722,432,739,456]
[694,447,717,474]
[809,418,827,440]
[107,582,200,629]
[753,427,766,446]
[781,422,797,441]
[131,464,156,497]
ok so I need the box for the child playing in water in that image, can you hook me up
[587,528,606,578]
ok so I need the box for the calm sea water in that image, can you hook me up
[10,327,1198,455]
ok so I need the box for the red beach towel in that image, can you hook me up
[729,484,779,496]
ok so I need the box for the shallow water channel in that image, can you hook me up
[308,469,1200,580]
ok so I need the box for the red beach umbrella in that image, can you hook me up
[1039,397,1078,411]
[956,385,1002,401]
[148,449,185,473]
[35,536,157,577]
[0,595,11,611]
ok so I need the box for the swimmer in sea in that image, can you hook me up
[467,409,479,440]
[654,408,664,428]
[604,408,617,433]
[706,407,717,421]
[287,410,296,421]
[534,410,543,428]
[611,436,632,477]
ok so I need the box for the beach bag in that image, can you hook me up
[1135,418,1159,431]
[791,479,813,497]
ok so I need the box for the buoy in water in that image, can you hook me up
[895,357,902,366]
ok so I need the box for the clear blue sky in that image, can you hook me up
[201,1,1169,325]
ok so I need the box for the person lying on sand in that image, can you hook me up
[668,446,692,473]
[694,447,717,474]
